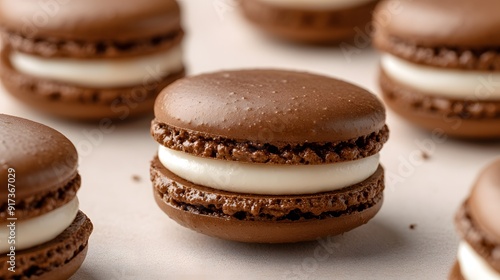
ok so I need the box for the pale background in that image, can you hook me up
[1,0,499,279]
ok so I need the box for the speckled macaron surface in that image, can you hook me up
[150,69,388,243]
[0,0,185,120]
[0,114,92,279]
[374,0,500,139]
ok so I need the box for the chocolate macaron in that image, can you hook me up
[374,0,500,139]
[0,114,92,279]
[0,0,185,120]
[150,69,389,243]
[241,0,378,44]
[450,159,500,280]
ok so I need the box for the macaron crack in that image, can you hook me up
[241,0,378,43]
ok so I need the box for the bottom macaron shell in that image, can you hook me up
[0,50,185,120]
[154,192,382,243]
[151,158,384,243]
[241,0,377,44]
[449,261,465,280]
[35,245,89,280]
[380,69,500,139]
[0,211,93,279]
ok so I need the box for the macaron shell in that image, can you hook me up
[375,0,500,47]
[155,69,386,144]
[373,30,500,71]
[0,211,93,279]
[1,27,184,59]
[154,190,383,243]
[36,245,89,280]
[2,174,80,222]
[469,159,500,243]
[0,114,78,199]
[380,69,500,139]
[0,0,181,42]
[449,261,465,280]
[241,0,378,44]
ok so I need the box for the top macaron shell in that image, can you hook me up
[0,114,78,199]
[374,0,500,47]
[0,0,180,42]
[154,69,386,145]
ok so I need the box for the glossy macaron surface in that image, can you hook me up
[155,69,386,144]
[0,114,78,198]
[0,0,180,42]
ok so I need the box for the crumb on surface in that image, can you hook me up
[409,224,417,230]
[132,175,141,182]
[421,151,430,160]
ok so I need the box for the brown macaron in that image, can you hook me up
[241,0,378,44]
[451,159,500,279]
[0,0,185,121]
[0,114,92,279]
[373,0,500,139]
[150,69,389,243]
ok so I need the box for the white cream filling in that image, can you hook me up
[10,45,183,87]
[158,146,379,195]
[257,0,375,10]
[458,242,500,280]
[0,197,79,254]
[381,54,500,100]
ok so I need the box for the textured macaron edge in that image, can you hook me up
[155,191,383,243]
[151,120,389,164]
[0,26,184,59]
[241,0,377,43]
[0,211,92,279]
[151,157,384,221]
[455,202,500,273]
[373,30,500,71]
[0,173,80,221]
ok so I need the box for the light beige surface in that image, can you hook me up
[1,1,499,279]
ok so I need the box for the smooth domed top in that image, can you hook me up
[469,158,500,243]
[0,0,180,41]
[154,69,386,144]
[374,0,500,47]
[0,114,78,199]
